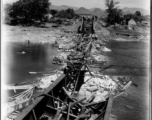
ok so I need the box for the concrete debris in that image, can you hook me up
[37,71,63,89]
[79,75,118,102]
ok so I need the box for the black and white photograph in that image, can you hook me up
[1,0,150,120]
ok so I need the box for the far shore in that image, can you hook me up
[2,23,75,44]
[2,23,150,44]
[111,37,150,42]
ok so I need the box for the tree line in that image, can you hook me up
[4,0,147,26]
[5,0,50,25]
[4,0,77,25]
[104,0,146,26]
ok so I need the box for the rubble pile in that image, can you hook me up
[37,71,63,89]
[79,75,118,102]
[52,52,70,64]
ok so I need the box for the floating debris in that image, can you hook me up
[125,105,134,110]
[132,82,138,87]
[21,51,26,54]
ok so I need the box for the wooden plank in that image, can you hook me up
[103,95,113,120]
[2,85,33,90]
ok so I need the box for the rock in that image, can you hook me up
[125,105,134,109]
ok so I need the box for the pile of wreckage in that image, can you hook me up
[52,34,111,65]
[3,15,132,120]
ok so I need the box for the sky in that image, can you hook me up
[2,0,150,11]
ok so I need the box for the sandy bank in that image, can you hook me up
[2,23,78,44]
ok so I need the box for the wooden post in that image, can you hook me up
[32,109,37,120]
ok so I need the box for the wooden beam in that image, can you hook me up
[103,95,113,120]
[32,109,37,120]
[15,74,66,120]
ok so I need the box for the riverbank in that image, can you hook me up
[3,22,150,45]
[95,22,150,42]
[2,23,79,44]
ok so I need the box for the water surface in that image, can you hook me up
[5,40,149,120]
[104,41,149,120]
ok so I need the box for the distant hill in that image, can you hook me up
[122,11,132,15]
[75,7,106,18]
[50,5,105,17]
[49,4,149,16]
[49,5,79,11]
[75,7,92,14]
[90,8,96,11]
[122,7,150,15]
[92,8,105,17]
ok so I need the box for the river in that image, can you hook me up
[4,40,149,120]
[104,41,149,120]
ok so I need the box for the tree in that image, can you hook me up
[124,14,133,25]
[114,9,123,24]
[65,8,75,19]
[56,10,66,18]
[105,0,122,25]
[7,0,51,25]
[135,11,141,17]
[50,9,58,17]
[105,0,119,12]
[133,15,143,23]
[56,8,75,19]
[133,11,143,23]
